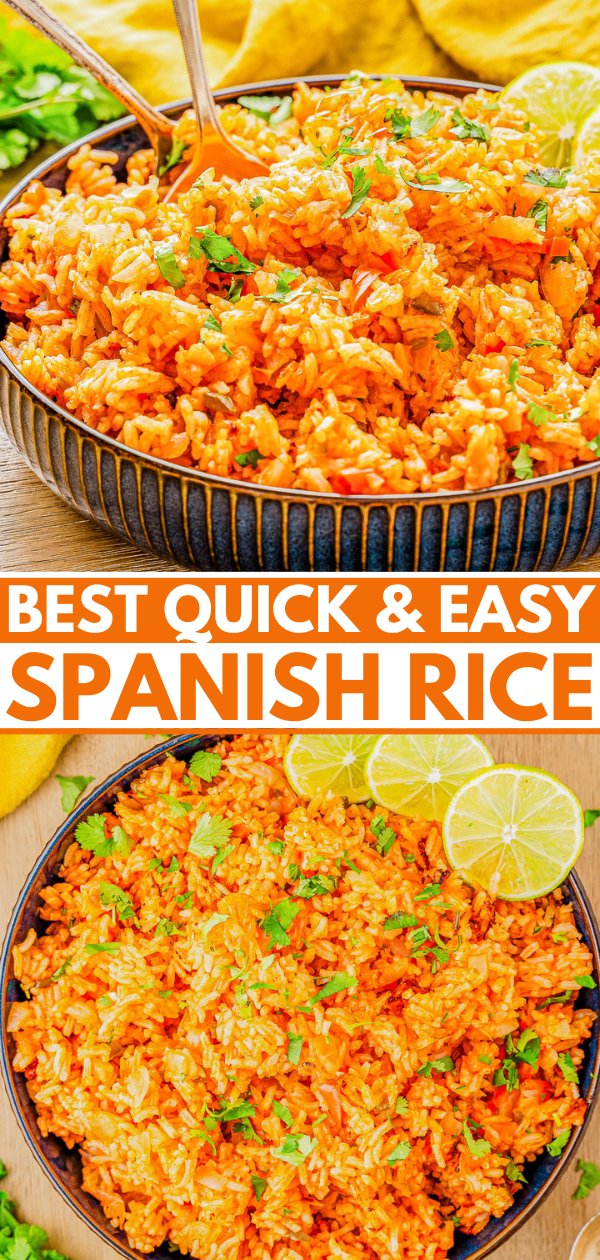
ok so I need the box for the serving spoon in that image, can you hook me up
[2,0,269,193]
[169,0,269,194]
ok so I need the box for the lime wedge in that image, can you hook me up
[364,734,493,822]
[501,61,600,167]
[284,734,378,803]
[573,102,600,165]
[443,764,584,900]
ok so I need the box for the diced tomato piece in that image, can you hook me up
[593,304,600,327]
[520,1077,552,1104]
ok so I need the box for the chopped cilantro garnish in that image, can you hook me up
[85,942,119,955]
[273,1100,293,1127]
[249,193,264,210]
[238,93,292,126]
[524,166,567,188]
[528,401,554,427]
[100,882,138,925]
[547,1129,571,1156]
[251,1174,267,1203]
[272,1133,316,1166]
[296,875,336,899]
[287,1032,303,1064]
[558,1051,579,1083]
[387,1140,411,1164]
[160,794,192,818]
[154,918,184,938]
[434,329,454,352]
[384,912,419,931]
[189,749,222,781]
[584,809,600,829]
[450,108,490,145]
[507,358,520,391]
[572,1159,600,1199]
[188,811,232,860]
[234,448,266,470]
[463,1120,491,1158]
[261,899,299,948]
[158,137,186,175]
[506,1158,527,1183]
[154,241,185,289]
[414,883,442,901]
[527,198,548,232]
[188,228,255,275]
[400,168,469,194]
[370,814,395,854]
[264,267,301,303]
[512,442,533,480]
[341,165,370,218]
[308,972,356,1007]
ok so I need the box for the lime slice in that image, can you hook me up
[364,734,493,822]
[443,764,584,900]
[501,61,600,167]
[284,734,378,803]
[573,102,600,166]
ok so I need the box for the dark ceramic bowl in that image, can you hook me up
[0,77,598,572]
[1,732,599,1260]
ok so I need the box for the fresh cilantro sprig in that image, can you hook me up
[450,108,490,145]
[341,165,370,218]
[0,16,124,172]
[188,811,233,860]
[188,749,222,781]
[75,815,133,858]
[0,1158,68,1260]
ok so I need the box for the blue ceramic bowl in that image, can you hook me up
[0,78,599,571]
[1,733,599,1260]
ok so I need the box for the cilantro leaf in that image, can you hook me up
[249,193,264,210]
[201,912,229,937]
[572,1159,600,1199]
[268,841,284,856]
[526,337,554,347]
[384,912,419,931]
[558,1051,579,1083]
[100,882,138,925]
[0,128,35,170]
[188,811,233,860]
[524,166,567,188]
[584,809,600,829]
[417,1056,454,1076]
[507,359,520,392]
[228,278,244,303]
[450,108,490,145]
[395,1097,408,1115]
[288,863,301,881]
[463,1120,491,1158]
[527,198,548,232]
[189,749,222,781]
[547,1129,571,1156]
[414,883,442,901]
[308,972,357,1007]
[263,267,301,303]
[374,154,395,178]
[387,1140,411,1164]
[295,875,336,899]
[235,448,266,470]
[204,312,223,334]
[370,814,395,854]
[387,104,439,140]
[188,228,255,275]
[251,1174,267,1203]
[154,242,185,289]
[512,442,533,480]
[211,843,234,875]
[158,136,186,175]
[238,93,292,126]
[160,794,192,818]
[111,826,134,857]
[287,1032,303,1065]
[536,990,573,1009]
[515,1028,540,1067]
[84,942,119,955]
[400,168,469,195]
[341,165,370,218]
[575,973,596,987]
[506,1158,527,1183]
[434,329,454,352]
[260,899,299,948]
[55,774,93,812]
[528,401,554,428]
[273,1100,293,1127]
[154,917,184,938]
[272,1133,316,1166]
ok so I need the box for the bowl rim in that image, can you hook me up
[0,75,598,510]
[1,731,600,1260]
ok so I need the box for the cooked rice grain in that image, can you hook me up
[10,733,596,1258]
[3,79,600,492]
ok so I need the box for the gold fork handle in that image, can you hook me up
[2,0,174,157]
[171,0,228,149]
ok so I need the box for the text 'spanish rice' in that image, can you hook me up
[3,79,600,493]
[9,735,596,1259]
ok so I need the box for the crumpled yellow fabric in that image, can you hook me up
[19,0,600,106]
[0,734,71,820]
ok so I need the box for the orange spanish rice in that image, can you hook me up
[3,77,600,493]
[9,734,596,1258]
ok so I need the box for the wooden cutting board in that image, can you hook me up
[0,732,599,1260]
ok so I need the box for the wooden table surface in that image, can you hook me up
[1,426,600,574]
[0,731,598,1260]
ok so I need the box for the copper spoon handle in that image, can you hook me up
[2,0,174,165]
[169,0,270,188]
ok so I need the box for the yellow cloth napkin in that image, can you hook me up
[0,734,71,821]
[17,0,600,105]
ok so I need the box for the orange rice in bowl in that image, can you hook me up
[7,733,598,1259]
[2,76,600,495]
